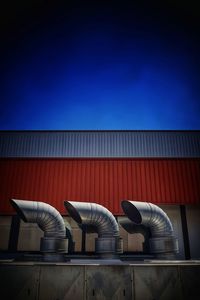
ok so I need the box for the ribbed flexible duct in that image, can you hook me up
[10,199,68,253]
[121,200,178,258]
[64,201,123,255]
[119,217,149,234]
[119,216,150,252]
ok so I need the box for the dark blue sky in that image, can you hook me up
[1,1,200,129]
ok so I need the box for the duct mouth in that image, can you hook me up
[10,199,27,222]
[64,201,82,224]
[64,200,123,255]
[121,200,142,224]
[10,199,70,256]
[121,200,179,258]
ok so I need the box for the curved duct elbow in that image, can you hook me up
[64,201,123,255]
[119,216,151,252]
[10,199,68,254]
[119,216,150,235]
[121,200,178,258]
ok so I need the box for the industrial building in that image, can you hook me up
[0,130,200,299]
[0,130,200,258]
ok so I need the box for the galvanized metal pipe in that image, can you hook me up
[121,200,178,258]
[10,199,68,254]
[64,201,123,255]
[119,216,151,252]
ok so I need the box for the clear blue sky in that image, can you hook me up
[1,1,200,130]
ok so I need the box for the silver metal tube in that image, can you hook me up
[121,200,178,257]
[119,216,151,253]
[64,201,123,255]
[10,199,68,253]
[119,216,148,234]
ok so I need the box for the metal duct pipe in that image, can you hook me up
[64,201,123,256]
[10,199,68,254]
[119,217,150,253]
[65,224,75,254]
[119,217,150,234]
[121,200,178,258]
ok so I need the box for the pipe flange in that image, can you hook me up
[95,237,123,254]
[40,237,68,253]
[149,236,179,254]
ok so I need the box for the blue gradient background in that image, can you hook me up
[1,1,200,129]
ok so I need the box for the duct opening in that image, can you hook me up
[64,201,82,224]
[121,200,142,224]
[121,200,179,259]
[64,201,123,256]
[10,199,70,261]
[10,199,27,222]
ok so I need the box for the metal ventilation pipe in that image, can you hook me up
[10,199,68,255]
[64,201,123,256]
[121,200,178,258]
[119,217,151,253]
[65,224,75,254]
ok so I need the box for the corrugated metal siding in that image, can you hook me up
[0,158,199,215]
[0,131,200,157]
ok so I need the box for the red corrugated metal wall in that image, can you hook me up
[0,158,200,215]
